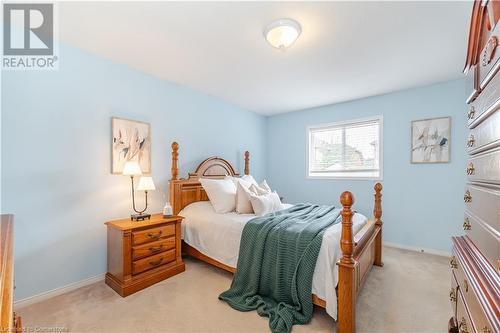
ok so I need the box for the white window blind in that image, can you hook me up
[308,116,382,179]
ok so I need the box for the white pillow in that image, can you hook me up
[259,180,272,192]
[248,191,282,216]
[199,178,236,213]
[226,175,258,187]
[249,180,273,196]
[235,181,254,214]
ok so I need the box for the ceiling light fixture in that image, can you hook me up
[264,18,301,50]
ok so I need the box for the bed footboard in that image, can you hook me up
[337,183,383,333]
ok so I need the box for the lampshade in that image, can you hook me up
[264,18,301,50]
[122,161,142,176]
[136,176,156,191]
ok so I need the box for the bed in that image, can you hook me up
[168,142,383,333]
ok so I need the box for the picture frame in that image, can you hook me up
[411,116,451,164]
[111,117,151,174]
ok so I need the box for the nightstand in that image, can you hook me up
[105,214,185,297]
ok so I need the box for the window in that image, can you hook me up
[307,116,382,179]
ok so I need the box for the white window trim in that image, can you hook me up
[306,115,383,181]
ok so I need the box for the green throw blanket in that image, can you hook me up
[219,204,341,333]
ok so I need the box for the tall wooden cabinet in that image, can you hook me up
[450,1,500,332]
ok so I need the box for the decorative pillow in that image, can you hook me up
[199,178,236,213]
[235,181,254,214]
[259,180,272,193]
[249,181,272,195]
[248,191,282,216]
[226,175,258,187]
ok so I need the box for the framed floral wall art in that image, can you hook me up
[411,116,451,163]
[112,117,151,174]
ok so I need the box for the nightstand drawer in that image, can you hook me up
[132,224,176,245]
[132,237,176,260]
[132,249,176,275]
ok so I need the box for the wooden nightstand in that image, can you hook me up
[105,214,185,297]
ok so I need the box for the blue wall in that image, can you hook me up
[1,45,266,300]
[266,80,466,253]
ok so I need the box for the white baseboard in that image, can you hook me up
[383,241,451,257]
[14,273,105,309]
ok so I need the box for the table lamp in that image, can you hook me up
[122,161,156,221]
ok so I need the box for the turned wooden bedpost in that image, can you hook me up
[244,151,250,175]
[373,183,383,267]
[337,191,356,333]
[171,142,179,181]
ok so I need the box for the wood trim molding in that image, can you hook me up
[14,273,105,309]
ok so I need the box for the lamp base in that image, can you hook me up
[130,213,151,221]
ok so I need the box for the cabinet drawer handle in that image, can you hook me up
[459,317,469,333]
[147,231,162,239]
[463,218,471,231]
[449,288,456,302]
[149,257,164,266]
[463,190,472,203]
[450,256,458,269]
[466,163,475,175]
[482,36,498,66]
[463,279,469,293]
[149,245,164,253]
[466,135,475,148]
[467,106,476,120]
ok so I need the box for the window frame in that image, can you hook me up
[306,115,383,180]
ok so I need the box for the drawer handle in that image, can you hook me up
[466,135,475,148]
[463,218,471,231]
[459,317,469,333]
[149,245,164,253]
[149,257,164,266]
[463,190,472,203]
[482,36,498,66]
[466,163,475,175]
[467,106,475,120]
[147,231,163,239]
[463,279,469,293]
[449,288,456,302]
[450,256,458,269]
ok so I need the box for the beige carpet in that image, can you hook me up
[18,247,451,333]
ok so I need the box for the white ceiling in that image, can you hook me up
[60,1,472,115]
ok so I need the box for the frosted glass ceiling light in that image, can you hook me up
[264,18,301,50]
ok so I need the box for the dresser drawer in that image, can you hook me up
[456,289,475,333]
[132,237,176,260]
[132,249,176,275]
[479,21,500,91]
[467,107,500,155]
[453,247,497,333]
[464,184,500,226]
[468,63,500,128]
[450,271,459,317]
[467,148,500,184]
[464,211,500,271]
[132,224,176,246]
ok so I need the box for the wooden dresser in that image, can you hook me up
[105,214,185,297]
[0,215,21,332]
[450,1,500,332]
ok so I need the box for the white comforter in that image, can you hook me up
[180,201,367,320]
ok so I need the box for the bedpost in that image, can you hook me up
[337,191,356,333]
[374,182,383,267]
[244,151,250,175]
[171,142,179,180]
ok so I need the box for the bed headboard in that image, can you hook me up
[169,142,249,215]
